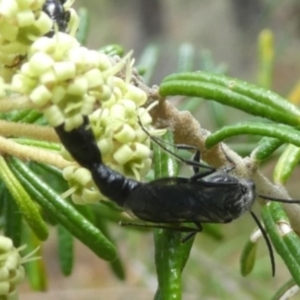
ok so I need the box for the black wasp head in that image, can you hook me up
[227,178,256,218]
[203,172,256,222]
[42,0,70,37]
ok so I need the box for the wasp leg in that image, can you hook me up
[137,117,216,176]
[120,221,200,233]
[181,221,203,243]
[219,145,237,173]
[176,144,216,176]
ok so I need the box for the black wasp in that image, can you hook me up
[55,116,300,275]
[42,0,70,37]
[55,117,256,228]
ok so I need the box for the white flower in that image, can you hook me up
[0,236,38,299]
[61,61,163,204]
[0,0,78,81]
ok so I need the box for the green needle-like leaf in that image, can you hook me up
[98,44,124,57]
[177,44,195,72]
[240,237,258,276]
[76,7,90,45]
[57,224,74,276]
[205,122,300,149]
[13,139,60,151]
[161,72,300,121]
[10,109,42,123]
[3,187,22,247]
[95,218,125,280]
[0,156,49,241]
[137,44,159,84]
[153,131,194,300]
[257,29,274,89]
[273,144,300,184]
[252,137,283,162]
[271,278,299,300]
[261,203,300,285]
[153,131,181,300]
[8,156,117,261]
[160,80,300,127]
[23,224,48,291]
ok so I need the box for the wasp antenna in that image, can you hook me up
[250,211,275,277]
[259,195,300,204]
[137,116,215,173]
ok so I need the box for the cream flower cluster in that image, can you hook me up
[0,0,77,82]
[11,32,122,131]
[0,0,51,67]
[7,5,157,205]
[89,90,152,178]
[60,69,158,204]
[12,32,106,130]
[0,0,157,203]
[62,83,155,204]
[0,237,26,299]
[63,165,100,204]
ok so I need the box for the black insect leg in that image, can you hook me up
[175,144,217,176]
[259,195,300,203]
[150,135,214,174]
[177,144,237,177]
[191,146,200,174]
[120,221,201,234]
[181,221,203,243]
[219,145,237,173]
[250,211,275,276]
[137,118,216,176]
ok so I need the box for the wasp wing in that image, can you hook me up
[124,177,246,224]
